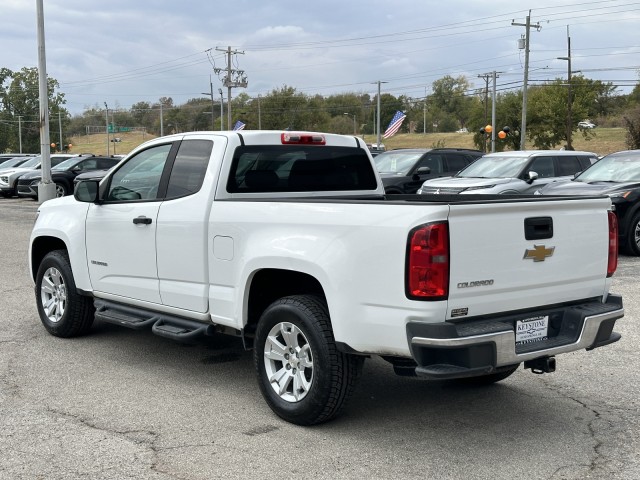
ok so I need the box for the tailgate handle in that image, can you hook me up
[525,217,553,240]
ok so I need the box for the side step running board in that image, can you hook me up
[94,299,214,342]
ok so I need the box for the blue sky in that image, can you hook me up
[2,0,639,113]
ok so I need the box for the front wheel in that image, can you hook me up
[624,212,640,256]
[55,182,68,198]
[254,295,363,425]
[35,250,94,337]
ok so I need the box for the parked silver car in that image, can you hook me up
[417,150,598,195]
[0,154,74,197]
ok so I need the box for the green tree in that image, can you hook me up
[624,105,640,149]
[430,75,475,130]
[0,67,67,153]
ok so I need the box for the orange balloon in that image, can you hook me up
[484,124,493,133]
[498,131,507,139]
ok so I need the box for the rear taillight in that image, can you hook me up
[281,133,326,145]
[607,211,618,277]
[406,222,449,300]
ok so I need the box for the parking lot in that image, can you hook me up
[1,196,639,480]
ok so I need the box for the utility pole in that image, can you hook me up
[218,89,224,131]
[478,73,491,125]
[215,46,248,130]
[491,71,498,153]
[58,111,62,151]
[423,86,427,135]
[557,26,573,150]
[512,11,541,150]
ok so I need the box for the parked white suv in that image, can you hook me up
[578,121,596,129]
[417,150,598,195]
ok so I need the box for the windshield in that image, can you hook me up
[374,151,424,175]
[0,157,30,168]
[18,156,43,168]
[576,151,640,182]
[52,157,82,171]
[456,155,530,178]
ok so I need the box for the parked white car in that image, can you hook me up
[578,121,596,129]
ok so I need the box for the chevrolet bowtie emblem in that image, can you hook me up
[524,245,555,262]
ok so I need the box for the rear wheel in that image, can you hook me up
[35,250,94,337]
[624,212,640,256]
[254,295,363,425]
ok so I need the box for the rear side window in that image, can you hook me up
[556,156,582,176]
[418,155,442,174]
[165,140,213,199]
[227,145,377,193]
[444,154,469,172]
[528,156,555,178]
[579,156,597,169]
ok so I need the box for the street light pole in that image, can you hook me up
[558,26,573,150]
[104,102,110,156]
[258,94,262,130]
[200,76,216,131]
[372,80,388,148]
[36,0,55,202]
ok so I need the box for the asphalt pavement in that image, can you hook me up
[0,197,638,479]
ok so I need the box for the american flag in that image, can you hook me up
[232,120,246,131]
[383,111,406,139]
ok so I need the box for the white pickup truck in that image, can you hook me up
[29,131,624,425]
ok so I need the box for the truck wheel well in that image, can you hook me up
[245,269,326,344]
[31,236,67,279]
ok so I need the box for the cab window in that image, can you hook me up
[106,144,172,201]
[165,140,213,199]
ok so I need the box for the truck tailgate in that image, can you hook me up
[446,196,612,319]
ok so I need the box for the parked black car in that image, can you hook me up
[16,155,119,199]
[536,149,640,255]
[373,148,483,194]
[72,168,112,188]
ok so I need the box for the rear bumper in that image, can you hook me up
[408,294,623,379]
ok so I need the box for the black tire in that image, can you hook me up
[35,250,95,337]
[253,295,364,425]
[55,182,68,198]
[450,364,520,386]
[624,212,640,256]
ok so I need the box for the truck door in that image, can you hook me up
[156,137,218,313]
[85,143,176,304]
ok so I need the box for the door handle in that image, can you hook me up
[133,216,152,225]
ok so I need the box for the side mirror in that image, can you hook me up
[413,166,431,180]
[526,171,539,184]
[74,180,100,203]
